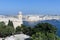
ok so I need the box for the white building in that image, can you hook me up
[0,12,60,28]
[0,12,23,28]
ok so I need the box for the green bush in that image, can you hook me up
[0,21,15,38]
[16,26,21,34]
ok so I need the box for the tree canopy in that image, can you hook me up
[0,20,14,38]
[8,20,14,27]
[0,20,60,40]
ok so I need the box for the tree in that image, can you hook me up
[20,24,27,34]
[0,26,15,38]
[16,26,21,34]
[8,20,14,27]
[0,22,6,28]
[0,21,15,38]
[31,22,59,40]
[31,32,48,40]
[35,23,57,33]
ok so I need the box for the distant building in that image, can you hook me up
[0,11,60,28]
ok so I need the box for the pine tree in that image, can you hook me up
[8,20,14,27]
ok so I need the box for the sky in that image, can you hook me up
[0,0,60,15]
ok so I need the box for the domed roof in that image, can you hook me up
[18,11,22,15]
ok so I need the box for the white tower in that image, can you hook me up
[18,11,22,19]
[12,11,23,28]
[17,11,23,27]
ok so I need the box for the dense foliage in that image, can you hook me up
[8,20,14,27]
[0,20,60,40]
[16,26,21,34]
[16,23,60,40]
[31,23,60,40]
[0,20,14,38]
